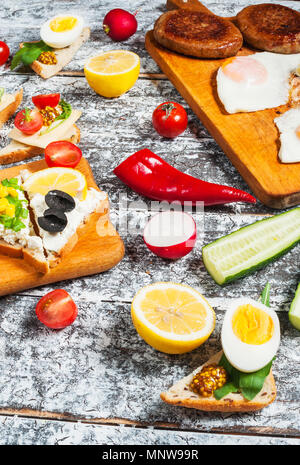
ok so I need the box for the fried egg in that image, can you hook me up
[221,298,280,373]
[274,108,300,163]
[217,52,300,114]
[40,14,84,49]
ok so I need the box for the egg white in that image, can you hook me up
[274,107,300,163]
[221,298,280,373]
[217,52,300,114]
[40,14,84,49]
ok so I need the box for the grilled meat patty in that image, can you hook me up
[153,9,243,59]
[236,3,300,54]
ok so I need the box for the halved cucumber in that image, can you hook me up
[202,208,300,285]
[289,283,300,331]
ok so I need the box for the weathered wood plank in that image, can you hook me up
[1,415,299,445]
[0,296,298,435]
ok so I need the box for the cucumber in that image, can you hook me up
[289,283,300,331]
[202,208,300,285]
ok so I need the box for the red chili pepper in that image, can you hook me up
[113,149,256,206]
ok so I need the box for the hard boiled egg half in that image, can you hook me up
[40,15,84,49]
[221,298,280,373]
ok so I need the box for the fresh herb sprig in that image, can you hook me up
[39,99,72,136]
[10,41,53,70]
[214,283,275,401]
[0,179,28,232]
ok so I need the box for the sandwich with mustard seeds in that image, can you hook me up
[161,285,279,412]
[11,14,90,79]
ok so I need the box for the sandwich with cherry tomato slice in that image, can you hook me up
[0,92,81,165]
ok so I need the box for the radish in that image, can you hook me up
[103,9,138,42]
[143,211,197,260]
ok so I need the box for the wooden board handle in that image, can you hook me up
[166,0,211,13]
[166,0,236,21]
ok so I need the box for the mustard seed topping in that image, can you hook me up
[39,106,60,126]
[190,364,227,397]
[38,51,57,65]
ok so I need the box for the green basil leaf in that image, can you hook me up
[214,382,239,400]
[40,99,72,135]
[10,41,53,70]
[239,358,274,400]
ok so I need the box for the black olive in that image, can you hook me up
[45,190,75,212]
[38,209,68,233]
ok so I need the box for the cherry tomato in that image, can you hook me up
[0,41,10,66]
[32,93,60,110]
[152,101,188,138]
[14,108,43,135]
[36,289,78,329]
[45,141,82,168]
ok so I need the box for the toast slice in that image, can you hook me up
[0,89,23,129]
[0,124,80,165]
[20,27,90,79]
[161,351,277,412]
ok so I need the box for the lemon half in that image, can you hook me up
[84,50,140,98]
[131,282,215,354]
[22,167,87,200]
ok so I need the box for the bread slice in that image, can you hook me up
[20,27,90,79]
[0,124,80,165]
[161,351,277,412]
[0,89,23,129]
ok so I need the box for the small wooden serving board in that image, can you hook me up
[0,158,124,297]
[145,0,300,208]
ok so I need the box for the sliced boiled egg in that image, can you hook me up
[221,298,280,373]
[143,210,196,260]
[40,14,84,49]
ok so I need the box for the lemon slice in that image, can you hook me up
[22,167,87,200]
[84,50,140,98]
[131,282,215,354]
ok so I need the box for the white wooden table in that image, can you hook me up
[0,0,299,445]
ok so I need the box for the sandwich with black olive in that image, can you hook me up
[0,93,81,165]
[21,167,108,271]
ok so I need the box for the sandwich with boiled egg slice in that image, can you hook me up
[0,93,81,165]
[11,14,90,79]
[0,166,107,273]
[161,285,280,412]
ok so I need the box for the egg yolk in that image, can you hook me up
[50,16,77,32]
[222,56,268,86]
[295,125,300,139]
[232,304,274,345]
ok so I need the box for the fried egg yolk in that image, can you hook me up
[222,57,268,86]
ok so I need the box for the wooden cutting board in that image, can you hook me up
[145,0,300,209]
[0,158,125,297]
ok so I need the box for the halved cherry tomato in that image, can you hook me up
[36,289,78,329]
[0,41,9,66]
[152,101,188,138]
[14,108,43,135]
[32,93,60,110]
[45,141,83,168]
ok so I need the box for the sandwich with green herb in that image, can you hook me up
[161,284,280,412]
